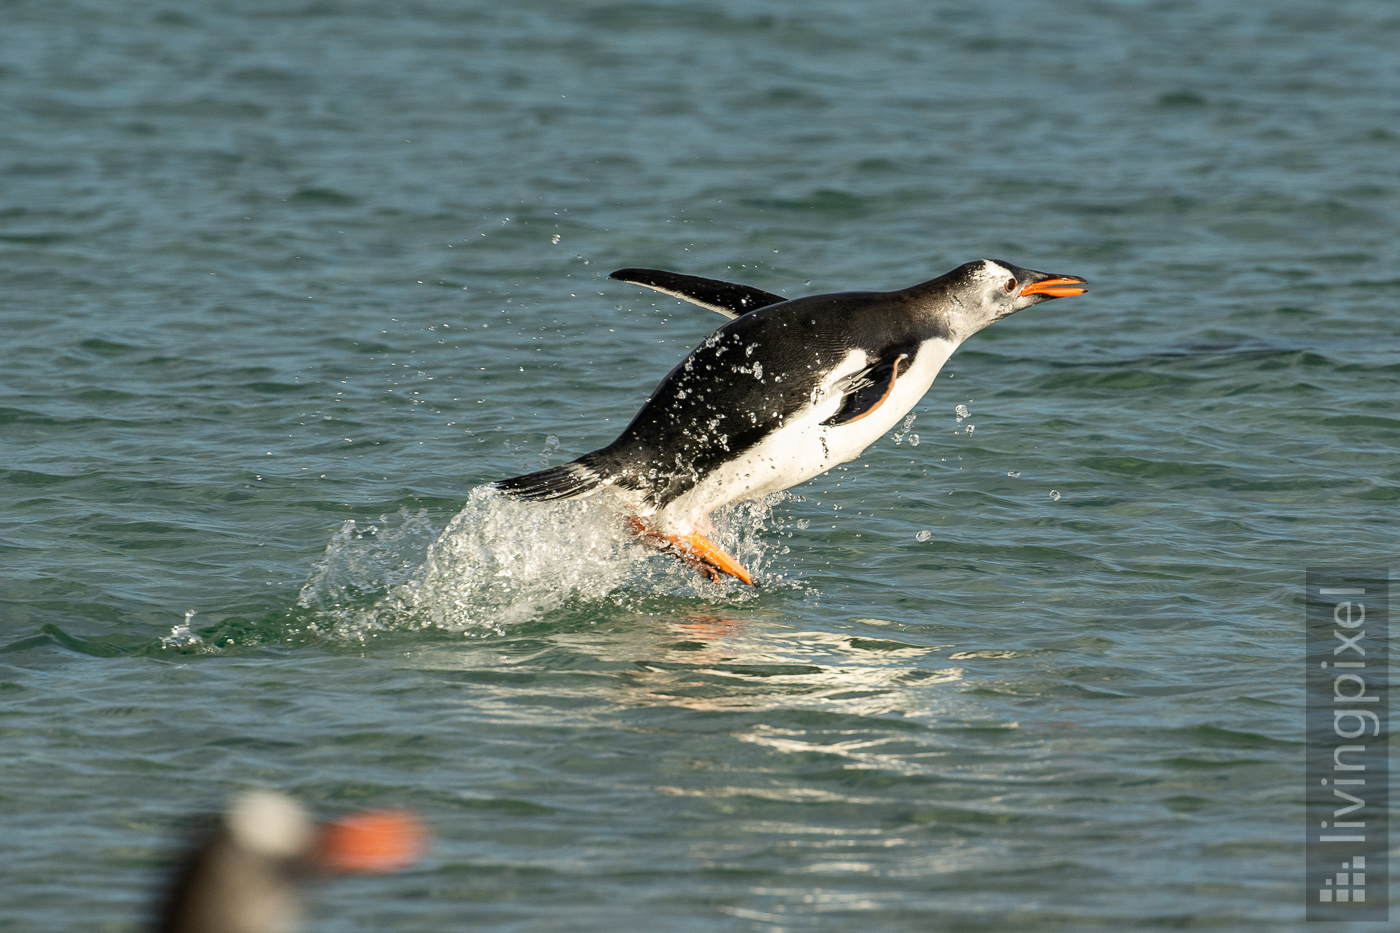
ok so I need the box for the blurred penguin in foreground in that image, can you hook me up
[154,790,425,933]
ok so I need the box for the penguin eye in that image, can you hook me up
[1003,277,1017,293]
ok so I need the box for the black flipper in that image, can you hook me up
[609,268,787,319]
[822,353,910,427]
[493,453,610,501]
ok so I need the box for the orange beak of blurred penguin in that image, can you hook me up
[313,809,427,874]
[626,518,755,586]
[1018,275,1089,299]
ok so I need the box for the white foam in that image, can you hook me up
[296,488,781,639]
[161,609,207,650]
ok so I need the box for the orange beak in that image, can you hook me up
[313,809,427,874]
[1018,275,1088,299]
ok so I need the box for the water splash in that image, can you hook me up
[537,433,560,468]
[296,488,778,640]
[892,413,916,445]
[162,610,207,650]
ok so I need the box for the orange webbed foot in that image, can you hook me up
[626,518,755,586]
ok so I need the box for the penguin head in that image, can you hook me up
[939,260,1088,339]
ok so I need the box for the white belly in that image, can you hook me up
[651,337,958,534]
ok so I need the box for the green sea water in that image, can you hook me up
[3,1,1398,929]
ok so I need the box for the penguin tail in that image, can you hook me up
[492,453,610,501]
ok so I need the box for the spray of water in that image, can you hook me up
[295,487,779,639]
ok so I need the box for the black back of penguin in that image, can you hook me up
[598,285,950,505]
[494,263,982,506]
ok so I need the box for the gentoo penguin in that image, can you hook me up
[495,260,1087,584]
[154,790,424,933]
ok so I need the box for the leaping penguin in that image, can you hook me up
[494,259,1088,585]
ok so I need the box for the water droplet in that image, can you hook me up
[1049,489,1061,501]
[915,530,931,542]
[1008,471,1020,478]
[964,424,975,434]
[908,434,919,446]
[551,234,561,244]
[955,404,970,419]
